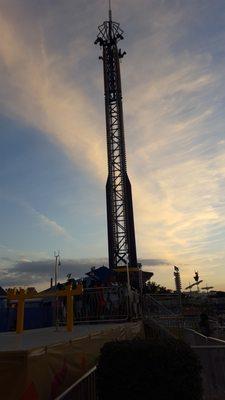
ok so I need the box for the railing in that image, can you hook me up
[145,293,181,312]
[58,287,142,324]
[55,366,97,400]
[74,287,129,323]
[6,286,142,334]
[142,294,184,337]
[143,294,181,319]
[184,328,225,400]
[182,315,200,330]
[184,327,225,347]
[208,319,225,340]
[1,286,143,333]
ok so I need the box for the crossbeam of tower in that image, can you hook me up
[95,7,138,272]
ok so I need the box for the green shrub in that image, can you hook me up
[96,337,202,400]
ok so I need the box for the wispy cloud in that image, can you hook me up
[26,204,73,240]
[0,194,73,240]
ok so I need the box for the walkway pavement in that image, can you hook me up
[0,322,126,351]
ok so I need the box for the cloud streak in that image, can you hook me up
[27,204,73,240]
[0,194,73,240]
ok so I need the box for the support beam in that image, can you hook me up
[16,289,25,334]
[66,284,74,332]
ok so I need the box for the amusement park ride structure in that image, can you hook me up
[95,4,138,278]
[173,266,182,293]
[185,271,203,292]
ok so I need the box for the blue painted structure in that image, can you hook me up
[0,302,54,332]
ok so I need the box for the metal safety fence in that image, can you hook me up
[74,287,129,322]
[58,286,142,324]
[142,294,184,337]
[142,294,180,319]
[2,286,143,333]
[183,329,225,400]
[145,293,181,314]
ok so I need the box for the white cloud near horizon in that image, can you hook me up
[0,256,169,290]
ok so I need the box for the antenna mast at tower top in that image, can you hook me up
[109,0,112,21]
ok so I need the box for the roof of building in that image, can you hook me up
[86,266,113,284]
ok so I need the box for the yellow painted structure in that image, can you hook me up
[7,284,83,334]
[16,289,25,334]
[66,284,74,332]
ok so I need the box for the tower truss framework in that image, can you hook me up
[95,12,137,271]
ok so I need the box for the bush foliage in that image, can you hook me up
[96,337,203,400]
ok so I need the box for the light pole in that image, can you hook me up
[137,263,143,294]
[125,257,132,318]
[54,251,61,331]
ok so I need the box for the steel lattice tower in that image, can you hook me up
[95,6,138,272]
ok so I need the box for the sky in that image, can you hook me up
[0,0,225,291]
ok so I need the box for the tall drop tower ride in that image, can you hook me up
[95,5,138,274]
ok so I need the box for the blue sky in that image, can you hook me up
[0,0,225,290]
